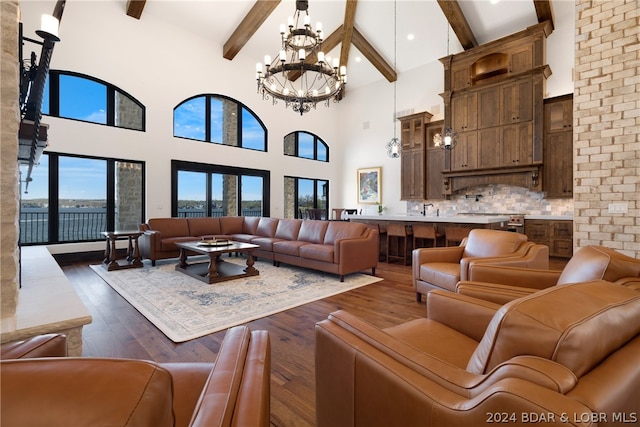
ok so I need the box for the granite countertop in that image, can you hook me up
[346,214,510,224]
[524,215,574,220]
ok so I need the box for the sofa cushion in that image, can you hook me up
[272,240,311,256]
[1,358,175,427]
[300,244,334,263]
[256,217,279,237]
[275,218,302,241]
[298,220,328,244]
[466,280,640,376]
[187,217,221,237]
[558,245,640,285]
[161,236,199,251]
[148,218,189,239]
[323,221,367,245]
[220,216,245,234]
[463,229,527,258]
[251,237,284,251]
[242,216,260,234]
[419,263,461,292]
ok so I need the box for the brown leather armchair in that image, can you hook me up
[412,228,549,301]
[458,245,640,304]
[315,280,640,427]
[1,326,271,427]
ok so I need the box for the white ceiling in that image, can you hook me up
[123,0,551,88]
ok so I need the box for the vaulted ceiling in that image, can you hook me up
[124,0,557,89]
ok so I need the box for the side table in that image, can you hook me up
[102,231,144,271]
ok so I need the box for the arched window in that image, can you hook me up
[284,131,328,162]
[174,94,267,152]
[43,70,145,131]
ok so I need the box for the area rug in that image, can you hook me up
[90,257,381,342]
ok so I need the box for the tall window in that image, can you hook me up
[284,131,329,162]
[174,95,267,151]
[43,70,145,131]
[19,153,145,244]
[172,161,269,218]
[284,176,328,219]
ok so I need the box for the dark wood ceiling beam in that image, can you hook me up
[351,27,396,82]
[223,0,281,60]
[339,0,358,69]
[126,0,146,19]
[533,0,554,30]
[436,0,478,50]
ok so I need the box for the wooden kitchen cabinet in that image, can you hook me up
[450,132,478,171]
[425,120,445,200]
[451,92,478,132]
[501,122,533,165]
[477,85,501,129]
[543,95,573,198]
[399,111,433,201]
[501,77,533,124]
[525,219,573,258]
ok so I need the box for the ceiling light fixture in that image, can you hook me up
[386,0,401,158]
[256,0,347,116]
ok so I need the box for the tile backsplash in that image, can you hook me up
[407,185,574,217]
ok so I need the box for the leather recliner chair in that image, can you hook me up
[457,245,640,304]
[412,228,549,302]
[315,280,640,427]
[1,325,271,427]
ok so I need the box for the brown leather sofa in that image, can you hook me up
[139,216,378,281]
[1,326,271,427]
[315,280,640,427]
[457,245,640,304]
[412,228,549,301]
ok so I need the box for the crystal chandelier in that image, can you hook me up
[433,127,458,150]
[256,0,347,115]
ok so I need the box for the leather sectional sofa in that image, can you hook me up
[316,280,640,426]
[1,326,271,427]
[139,216,379,281]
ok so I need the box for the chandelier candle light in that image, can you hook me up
[256,0,347,115]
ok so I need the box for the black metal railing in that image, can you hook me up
[20,208,264,244]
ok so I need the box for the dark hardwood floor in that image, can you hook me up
[60,256,567,427]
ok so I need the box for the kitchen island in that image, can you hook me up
[347,214,512,258]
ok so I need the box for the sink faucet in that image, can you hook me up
[422,203,433,216]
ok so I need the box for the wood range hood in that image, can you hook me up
[439,21,553,196]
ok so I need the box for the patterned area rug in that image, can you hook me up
[90,257,381,342]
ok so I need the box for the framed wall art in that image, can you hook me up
[357,167,382,204]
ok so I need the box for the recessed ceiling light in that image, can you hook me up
[490,0,500,4]
[355,56,362,63]
[407,34,415,41]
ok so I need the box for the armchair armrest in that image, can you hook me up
[460,243,550,280]
[1,334,67,359]
[427,290,500,341]
[335,228,378,270]
[467,264,562,287]
[412,246,465,281]
[456,281,538,304]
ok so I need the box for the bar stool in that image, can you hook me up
[386,224,411,265]
[445,227,471,247]
[332,208,345,220]
[412,224,444,249]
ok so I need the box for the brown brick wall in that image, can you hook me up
[574,0,640,257]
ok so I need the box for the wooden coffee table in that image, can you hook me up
[174,240,260,284]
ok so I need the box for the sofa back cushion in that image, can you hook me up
[275,218,302,240]
[220,216,245,234]
[466,280,640,377]
[256,217,279,237]
[187,217,221,237]
[463,229,527,258]
[243,216,260,234]
[148,218,189,238]
[298,220,329,243]
[558,245,640,285]
[1,358,174,427]
[323,221,367,245]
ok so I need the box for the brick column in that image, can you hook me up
[574,0,640,257]
[0,1,21,323]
